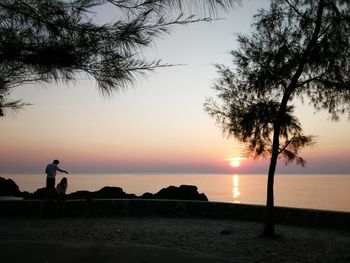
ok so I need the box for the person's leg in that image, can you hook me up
[46,177,50,188]
[46,178,55,200]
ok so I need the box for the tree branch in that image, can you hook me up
[295,72,326,88]
[278,136,295,154]
[284,0,315,22]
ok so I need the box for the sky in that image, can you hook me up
[0,0,349,175]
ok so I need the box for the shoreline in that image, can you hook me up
[2,174,350,212]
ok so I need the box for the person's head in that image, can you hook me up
[53,159,60,165]
[61,177,67,185]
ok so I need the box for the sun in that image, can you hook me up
[230,160,240,167]
[227,157,245,168]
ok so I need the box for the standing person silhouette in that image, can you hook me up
[45,159,68,200]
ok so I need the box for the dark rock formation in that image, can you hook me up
[0,177,21,196]
[66,185,207,201]
[67,190,91,200]
[22,187,47,199]
[67,186,137,200]
[141,192,154,199]
[20,183,208,202]
[143,185,208,201]
[33,187,47,199]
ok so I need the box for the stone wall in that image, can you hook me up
[1,199,349,231]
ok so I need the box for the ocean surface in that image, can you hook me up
[2,173,350,212]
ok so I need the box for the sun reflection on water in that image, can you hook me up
[232,174,240,203]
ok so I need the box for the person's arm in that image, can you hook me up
[57,167,68,174]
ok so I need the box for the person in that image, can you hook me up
[45,160,68,199]
[56,177,68,199]
[56,177,68,216]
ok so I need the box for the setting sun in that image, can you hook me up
[227,157,245,168]
[230,160,240,167]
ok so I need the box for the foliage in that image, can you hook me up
[0,0,238,116]
[205,65,316,166]
[205,0,350,166]
[206,0,350,236]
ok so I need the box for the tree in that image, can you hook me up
[0,0,238,116]
[205,0,350,236]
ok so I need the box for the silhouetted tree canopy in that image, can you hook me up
[206,88,315,166]
[0,0,239,116]
[205,0,350,236]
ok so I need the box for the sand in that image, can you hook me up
[0,217,349,262]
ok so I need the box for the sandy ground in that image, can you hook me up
[0,217,349,263]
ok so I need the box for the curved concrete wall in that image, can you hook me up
[0,199,349,231]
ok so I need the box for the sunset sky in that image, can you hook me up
[1,0,349,175]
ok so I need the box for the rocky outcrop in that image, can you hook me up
[0,177,21,196]
[21,187,47,199]
[66,185,208,201]
[141,185,208,201]
[17,182,208,202]
[67,186,137,199]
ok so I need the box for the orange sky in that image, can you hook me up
[0,0,349,175]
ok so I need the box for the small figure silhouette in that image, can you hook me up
[56,177,68,216]
[56,177,68,198]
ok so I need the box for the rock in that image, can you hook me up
[65,185,208,201]
[94,186,127,198]
[20,191,33,199]
[24,187,47,199]
[0,177,21,196]
[67,190,93,200]
[34,187,47,199]
[140,192,154,199]
[22,187,49,200]
[153,185,208,201]
[19,182,208,202]
[67,186,136,200]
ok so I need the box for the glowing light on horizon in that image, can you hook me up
[230,160,240,167]
[226,157,246,168]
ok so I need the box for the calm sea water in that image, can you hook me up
[2,174,350,212]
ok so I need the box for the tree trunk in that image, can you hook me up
[263,122,281,237]
[262,0,324,237]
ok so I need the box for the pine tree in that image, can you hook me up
[205,0,350,236]
[0,0,238,116]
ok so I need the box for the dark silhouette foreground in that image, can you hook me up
[0,177,208,201]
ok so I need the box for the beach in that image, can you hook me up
[1,216,349,262]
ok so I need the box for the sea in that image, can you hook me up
[2,173,350,212]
